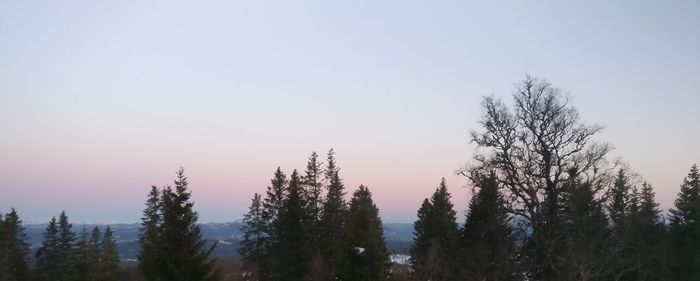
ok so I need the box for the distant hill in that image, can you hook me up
[23,222,414,260]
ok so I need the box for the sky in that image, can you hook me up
[1,0,699,223]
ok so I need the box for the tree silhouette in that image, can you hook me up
[343,185,391,281]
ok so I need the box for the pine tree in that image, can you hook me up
[343,185,391,281]
[410,178,460,281]
[138,185,163,281]
[461,173,519,281]
[669,164,700,280]
[100,226,121,281]
[239,193,268,281]
[273,170,310,281]
[35,217,60,281]
[158,167,220,281]
[0,209,31,281]
[319,149,348,280]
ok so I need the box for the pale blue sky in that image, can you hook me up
[1,0,698,223]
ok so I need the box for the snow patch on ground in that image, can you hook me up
[390,254,410,265]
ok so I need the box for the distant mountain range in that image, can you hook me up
[22,222,414,261]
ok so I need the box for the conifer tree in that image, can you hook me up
[273,170,310,281]
[669,164,700,280]
[239,193,268,281]
[606,169,639,280]
[302,152,325,280]
[138,185,162,281]
[35,211,76,281]
[260,167,287,281]
[100,226,121,281]
[0,209,31,281]
[461,173,519,281]
[304,152,324,226]
[626,182,666,281]
[88,226,102,281]
[57,211,77,280]
[35,217,60,281]
[410,179,460,281]
[343,185,391,281]
[263,168,287,237]
[319,149,348,280]
[158,167,220,281]
[557,178,611,281]
[74,226,93,281]
[608,169,632,230]
[410,199,436,281]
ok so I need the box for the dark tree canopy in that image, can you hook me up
[344,185,391,281]
[137,168,219,281]
[669,164,700,280]
[467,75,613,280]
[273,170,310,281]
[239,193,267,281]
[462,173,519,281]
[319,149,349,281]
[0,208,31,281]
[410,178,460,281]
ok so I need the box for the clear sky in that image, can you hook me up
[1,0,698,223]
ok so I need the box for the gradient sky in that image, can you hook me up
[1,1,699,223]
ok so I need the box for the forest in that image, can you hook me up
[1,77,699,281]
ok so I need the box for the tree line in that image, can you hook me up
[1,76,699,281]
[236,150,392,281]
[0,209,120,281]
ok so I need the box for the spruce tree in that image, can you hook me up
[158,167,219,281]
[35,211,76,281]
[239,193,268,281]
[263,167,287,237]
[261,167,287,281]
[74,226,92,281]
[628,182,666,281]
[138,185,163,281]
[410,198,432,280]
[302,152,325,280]
[88,226,102,281]
[558,179,611,281]
[319,149,348,280]
[100,226,121,281]
[608,169,632,230]
[57,211,77,280]
[669,164,700,280]
[607,169,638,280]
[0,209,31,281]
[343,185,391,281]
[273,170,310,281]
[461,173,519,281]
[35,217,60,281]
[304,152,324,226]
[410,178,460,281]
